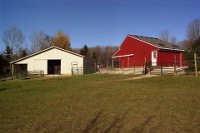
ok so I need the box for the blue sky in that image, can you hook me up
[0,0,200,51]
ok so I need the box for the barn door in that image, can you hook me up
[151,51,157,66]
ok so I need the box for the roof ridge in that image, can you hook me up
[11,46,84,64]
[127,34,184,51]
[127,34,159,40]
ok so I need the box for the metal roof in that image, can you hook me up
[128,34,183,51]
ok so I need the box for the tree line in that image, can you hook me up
[1,17,200,75]
[0,28,118,75]
[179,18,200,70]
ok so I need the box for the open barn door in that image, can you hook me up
[48,60,61,74]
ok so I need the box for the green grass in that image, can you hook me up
[0,74,200,133]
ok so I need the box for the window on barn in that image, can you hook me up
[153,51,157,59]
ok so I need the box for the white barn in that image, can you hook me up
[11,46,95,75]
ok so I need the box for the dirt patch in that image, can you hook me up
[124,74,160,80]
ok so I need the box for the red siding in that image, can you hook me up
[113,36,184,68]
[157,51,183,66]
[115,36,157,67]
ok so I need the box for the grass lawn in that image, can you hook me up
[0,74,200,133]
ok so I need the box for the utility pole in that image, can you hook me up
[194,52,198,77]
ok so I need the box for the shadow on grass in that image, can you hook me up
[104,107,132,133]
[130,115,155,133]
[0,87,8,92]
[82,107,132,133]
[82,111,102,133]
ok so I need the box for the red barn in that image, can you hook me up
[112,35,184,68]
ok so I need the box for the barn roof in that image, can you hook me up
[11,46,84,64]
[128,34,183,51]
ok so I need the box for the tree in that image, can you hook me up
[92,52,97,60]
[187,18,200,42]
[80,44,89,56]
[0,53,9,75]
[51,31,71,50]
[159,30,177,44]
[184,37,200,71]
[170,36,177,44]
[3,27,24,56]
[30,31,52,52]
[192,37,200,56]
[159,30,171,42]
[3,45,12,62]
[19,48,28,58]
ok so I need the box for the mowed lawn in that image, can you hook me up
[0,74,200,133]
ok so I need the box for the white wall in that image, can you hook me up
[15,48,83,75]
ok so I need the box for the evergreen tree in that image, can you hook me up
[80,44,88,56]
[3,45,13,62]
[184,37,200,70]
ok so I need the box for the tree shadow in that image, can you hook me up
[130,115,155,133]
[104,106,132,133]
[82,107,132,133]
[82,111,102,133]
[0,87,8,91]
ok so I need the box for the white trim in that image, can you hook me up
[151,50,157,66]
[158,47,184,52]
[127,35,184,52]
[112,49,121,57]
[112,54,134,58]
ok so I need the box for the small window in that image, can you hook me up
[153,51,157,59]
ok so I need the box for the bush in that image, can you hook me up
[15,70,29,79]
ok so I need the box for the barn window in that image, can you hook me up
[153,51,157,59]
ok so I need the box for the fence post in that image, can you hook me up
[144,57,147,75]
[94,62,97,72]
[161,66,163,75]
[174,55,177,75]
[111,58,114,69]
[11,63,14,79]
[150,63,152,75]
[127,56,129,68]
[194,52,198,77]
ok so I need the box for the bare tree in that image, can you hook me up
[2,27,24,56]
[87,45,118,67]
[30,31,52,53]
[159,30,171,42]
[170,36,177,44]
[177,39,193,50]
[159,30,177,44]
[187,17,200,42]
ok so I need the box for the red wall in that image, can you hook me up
[118,36,157,67]
[157,51,183,66]
[115,36,184,68]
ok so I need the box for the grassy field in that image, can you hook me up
[0,74,200,133]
